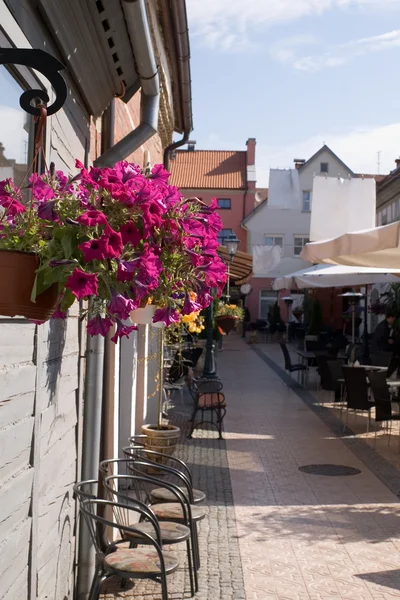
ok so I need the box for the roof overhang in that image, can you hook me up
[218,247,253,285]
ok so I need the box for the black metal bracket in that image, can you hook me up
[0,48,67,116]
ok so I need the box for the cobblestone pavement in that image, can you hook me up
[100,397,246,599]
[101,335,400,599]
[220,337,400,600]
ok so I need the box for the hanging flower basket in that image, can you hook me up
[215,315,238,334]
[0,250,59,320]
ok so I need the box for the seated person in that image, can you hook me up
[371,312,395,353]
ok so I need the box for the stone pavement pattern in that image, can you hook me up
[101,335,400,599]
[219,337,400,600]
[100,412,246,600]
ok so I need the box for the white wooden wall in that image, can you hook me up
[0,305,84,600]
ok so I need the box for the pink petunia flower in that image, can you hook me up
[66,268,99,300]
[99,225,123,259]
[77,210,108,227]
[79,238,107,262]
[110,319,137,343]
[87,314,113,337]
[38,200,57,221]
[120,221,141,246]
[153,307,181,327]
[108,289,135,320]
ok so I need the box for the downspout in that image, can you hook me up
[94,0,160,167]
[164,0,193,170]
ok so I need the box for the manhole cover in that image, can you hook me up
[299,464,361,477]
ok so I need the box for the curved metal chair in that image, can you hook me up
[79,498,179,600]
[104,474,196,596]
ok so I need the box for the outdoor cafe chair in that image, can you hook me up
[99,458,205,572]
[368,371,400,450]
[123,442,206,504]
[326,359,346,404]
[279,342,308,383]
[79,498,179,600]
[188,387,226,439]
[315,355,344,402]
[342,366,374,432]
[104,474,196,596]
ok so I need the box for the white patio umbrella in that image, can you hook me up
[301,221,400,269]
[273,263,400,290]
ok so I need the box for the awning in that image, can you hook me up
[218,247,253,284]
[301,221,400,269]
[273,263,400,290]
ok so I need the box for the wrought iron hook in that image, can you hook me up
[0,48,67,116]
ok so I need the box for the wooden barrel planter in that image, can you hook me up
[141,423,180,462]
[0,250,59,320]
[215,315,238,334]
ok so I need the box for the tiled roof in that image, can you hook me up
[355,173,387,182]
[169,150,247,189]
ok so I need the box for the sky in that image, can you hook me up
[186,0,400,186]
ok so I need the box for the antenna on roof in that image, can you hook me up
[377,150,381,174]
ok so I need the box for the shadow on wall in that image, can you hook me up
[44,317,68,404]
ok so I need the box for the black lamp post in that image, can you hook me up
[225,234,240,302]
[203,234,239,378]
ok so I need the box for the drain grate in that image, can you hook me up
[299,464,361,477]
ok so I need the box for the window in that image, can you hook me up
[264,236,283,247]
[382,208,387,226]
[217,198,231,209]
[0,66,34,189]
[294,236,309,256]
[302,190,311,212]
[218,228,234,245]
[320,162,329,173]
[259,290,276,320]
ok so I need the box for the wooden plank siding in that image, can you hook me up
[0,311,84,600]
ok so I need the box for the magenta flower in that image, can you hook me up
[120,221,141,246]
[0,196,26,216]
[100,225,123,258]
[182,293,202,316]
[79,238,107,262]
[87,315,113,337]
[66,268,99,300]
[150,164,170,185]
[117,258,139,282]
[111,319,138,343]
[153,307,180,327]
[38,200,57,221]
[108,289,135,320]
[29,173,56,201]
[77,210,108,227]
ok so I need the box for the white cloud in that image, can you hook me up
[272,29,400,72]
[256,123,400,185]
[186,0,399,51]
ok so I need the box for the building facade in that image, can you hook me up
[243,145,378,322]
[169,138,258,253]
[0,1,192,599]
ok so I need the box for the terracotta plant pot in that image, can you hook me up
[0,250,59,320]
[141,423,180,461]
[215,315,238,334]
[130,304,156,325]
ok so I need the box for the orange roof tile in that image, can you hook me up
[169,150,247,189]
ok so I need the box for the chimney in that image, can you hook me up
[245,138,257,218]
[186,140,196,152]
[395,158,400,170]
[294,158,306,170]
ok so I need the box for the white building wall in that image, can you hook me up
[0,4,89,599]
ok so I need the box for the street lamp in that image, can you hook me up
[225,234,239,302]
